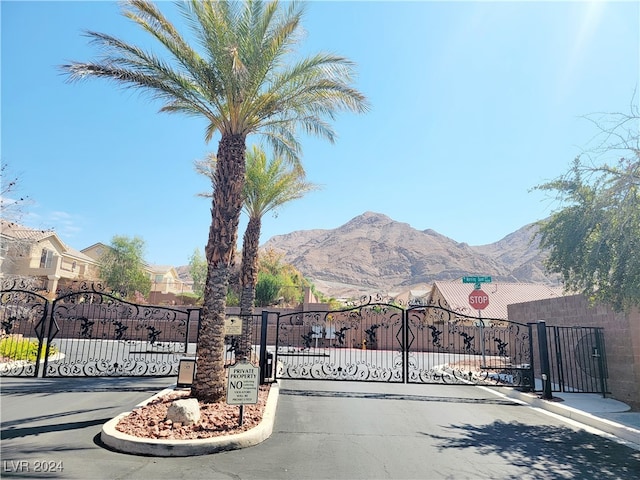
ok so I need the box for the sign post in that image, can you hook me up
[464,277,492,367]
[227,361,260,426]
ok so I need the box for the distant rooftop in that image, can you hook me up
[1,220,95,263]
[432,281,565,320]
[1,220,53,242]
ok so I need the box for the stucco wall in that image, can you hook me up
[508,294,640,410]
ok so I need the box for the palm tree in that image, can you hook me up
[195,145,318,361]
[62,0,368,402]
[238,145,318,359]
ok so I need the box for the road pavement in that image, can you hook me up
[1,377,639,479]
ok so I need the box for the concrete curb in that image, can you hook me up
[101,381,280,457]
[498,388,640,446]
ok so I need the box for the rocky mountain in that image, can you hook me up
[261,211,558,298]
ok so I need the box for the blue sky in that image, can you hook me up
[2,1,639,267]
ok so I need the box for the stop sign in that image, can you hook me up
[468,289,489,310]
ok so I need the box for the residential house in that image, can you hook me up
[0,227,192,305]
[82,244,193,304]
[0,220,100,297]
[390,284,432,306]
[147,265,193,304]
[81,242,111,263]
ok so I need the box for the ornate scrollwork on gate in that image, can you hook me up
[0,288,49,377]
[43,287,191,377]
[405,303,532,388]
[275,301,406,382]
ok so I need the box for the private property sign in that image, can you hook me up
[226,361,259,405]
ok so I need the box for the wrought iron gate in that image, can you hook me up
[545,325,608,394]
[0,282,608,395]
[0,287,49,377]
[1,283,199,377]
[405,305,533,387]
[274,302,406,382]
[270,299,534,389]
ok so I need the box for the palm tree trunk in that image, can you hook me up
[238,216,262,362]
[191,133,246,403]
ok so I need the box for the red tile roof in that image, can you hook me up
[1,220,54,242]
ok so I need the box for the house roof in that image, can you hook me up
[148,265,177,275]
[1,220,96,263]
[63,246,97,263]
[432,281,565,320]
[81,242,109,253]
[391,284,432,305]
[1,220,54,242]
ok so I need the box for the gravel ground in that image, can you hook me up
[115,385,270,440]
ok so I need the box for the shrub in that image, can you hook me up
[176,292,201,306]
[0,336,57,362]
[255,272,283,306]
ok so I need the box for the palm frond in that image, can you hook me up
[61,0,368,158]
[242,145,319,219]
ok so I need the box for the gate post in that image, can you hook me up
[536,321,553,400]
[403,309,408,384]
[34,300,52,378]
[594,328,608,398]
[259,310,269,384]
[185,308,200,353]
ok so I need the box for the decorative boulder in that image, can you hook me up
[166,398,201,426]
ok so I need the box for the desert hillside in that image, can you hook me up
[261,211,556,297]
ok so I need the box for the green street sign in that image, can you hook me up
[462,276,492,284]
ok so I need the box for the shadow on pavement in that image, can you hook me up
[0,377,172,395]
[1,417,112,440]
[420,420,640,479]
[1,406,115,430]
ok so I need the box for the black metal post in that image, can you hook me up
[525,323,536,393]
[259,310,269,384]
[594,328,607,398]
[403,309,409,384]
[34,300,51,378]
[184,308,198,354]
[536,320,553,400]
[41,300,59,379]
[553,326,565,392]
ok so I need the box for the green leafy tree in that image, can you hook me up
[254,271,283,307]
[99,236,151,299]
[63,0,368,402]
[535,108,640,311]
[259,248,287,277]
[188,248,207,301]
[256,248,311,305]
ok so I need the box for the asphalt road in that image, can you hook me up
[1,377,639,480]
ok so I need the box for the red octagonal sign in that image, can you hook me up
[468,289,489,310]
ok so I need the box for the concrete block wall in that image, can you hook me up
[508,294,640,410]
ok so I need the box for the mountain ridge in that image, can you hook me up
[261,211,557,298]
